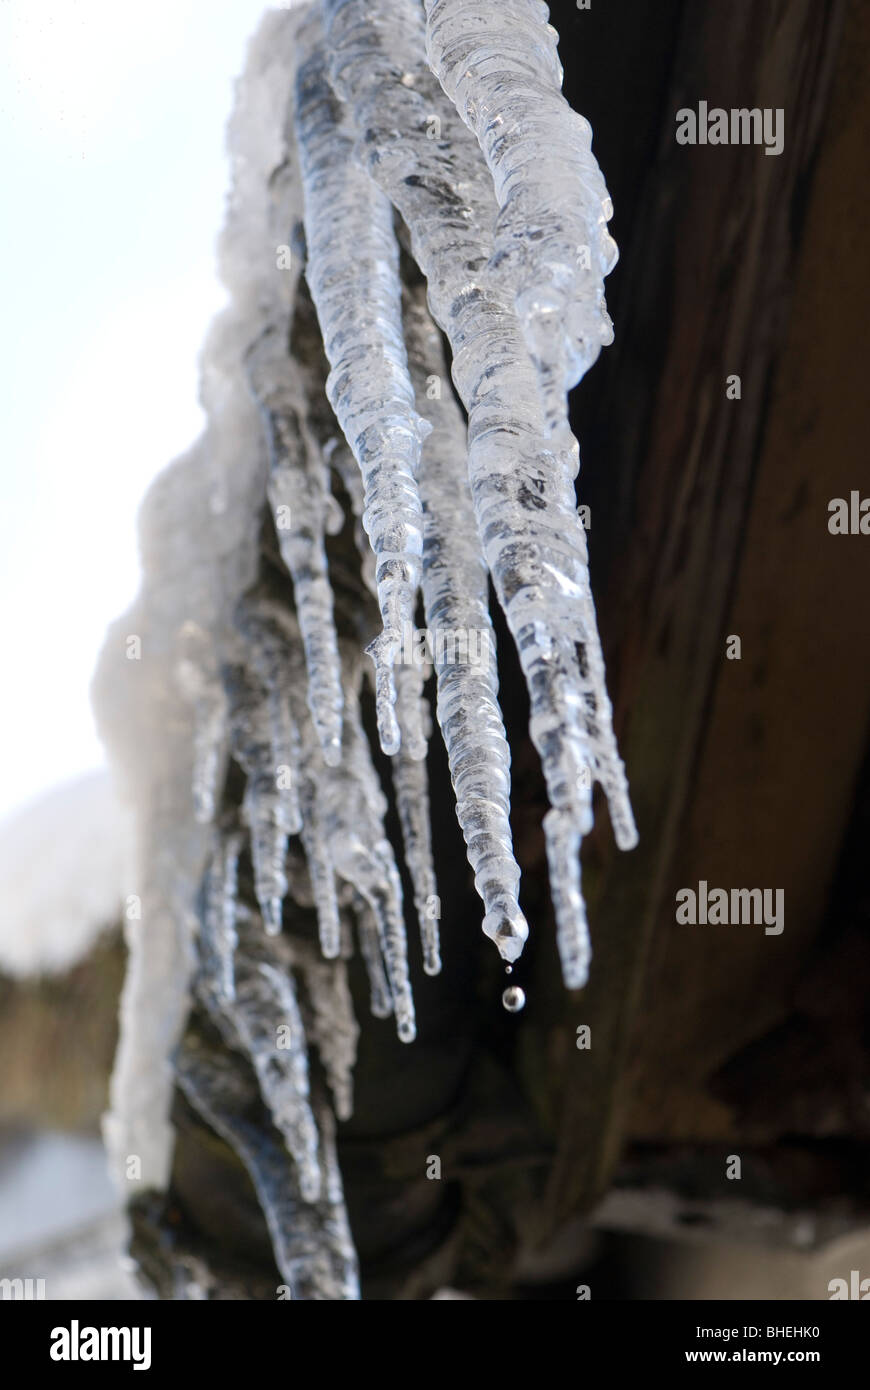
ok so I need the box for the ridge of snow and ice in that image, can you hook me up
[91,0,635,1299]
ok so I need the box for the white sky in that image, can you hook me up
[0,0,271,821]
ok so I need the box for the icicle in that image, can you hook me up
[269,679,304,841]
[245,323,345,767]
[231,952,322,1202]
[284,277,380,601]
[323,0,636,989]
[353,840,416,1043]
[393,618,430,765]
[202,829,243,1002]
[392,663,440,974]
[244,595,416,1040]
[328,438,378,598]
[354,895,394,1019]
[176,1029,359,1299]
[543,806,591,989]
[239,593,416,1019]
[293,943,358,1122]
[404,286,528,967]
[223,660,289,937]
[424,0,618,436]
[239,602,342,958]
[196,850,357,1205]
[297,776,343,960]
[294,15,430,758]
[322,686,417,1041]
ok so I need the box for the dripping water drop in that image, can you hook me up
[502,985,525,1013]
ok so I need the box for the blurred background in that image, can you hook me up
[0,0,269,1298]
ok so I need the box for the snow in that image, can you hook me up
[0,771,130,979]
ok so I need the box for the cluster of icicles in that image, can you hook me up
[95,0,636,1299]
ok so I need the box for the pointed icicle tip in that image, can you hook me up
[262,897,284,937]
[322,735,343,768]
[422,944,442,977]
[397,1014,416,1044]
[366,632,401,756]
[482,907,529,964]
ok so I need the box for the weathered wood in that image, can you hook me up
[537,0,853,1232]
[0,935,122,1133]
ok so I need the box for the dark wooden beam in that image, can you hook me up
[536,0,852,1234]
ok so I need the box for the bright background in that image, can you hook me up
[0,0,279,1287]
[0,0,271,825]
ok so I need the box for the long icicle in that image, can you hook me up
[354,894,394,1019]
[223,658,291,939]
[322,0,636,987]
[424,0,618,436]
[238,601,341,959]
[202,827,243,1003]
[241,597,417,1042]
[291,940,358,1123]
[392,661,441,975]
[245,322,345,767]
[403,284,528,968]
[176,1027,359,1300]
[321,681,417,1042]
[294,13,429,760]
[234,954,322,1203]
[197,879,323,1205]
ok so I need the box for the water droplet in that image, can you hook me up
[505,964,512,975]
[502,985,525,1013]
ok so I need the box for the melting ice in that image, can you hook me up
[93,0,635,1300]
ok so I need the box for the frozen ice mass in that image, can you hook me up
[92,0,635,1298]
